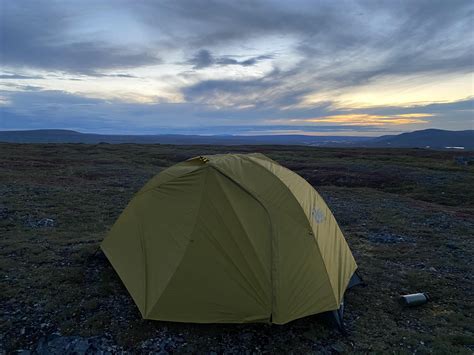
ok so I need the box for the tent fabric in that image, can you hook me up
[101,153,357,324]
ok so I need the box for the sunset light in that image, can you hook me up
[1,1,473,135]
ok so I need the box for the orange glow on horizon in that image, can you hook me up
[290,113,433,126]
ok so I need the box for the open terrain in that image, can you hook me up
[1,143,473,353]
[1,129,473,149]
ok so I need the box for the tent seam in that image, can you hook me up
[207,165,275,322]
[132,206,148,316]
[210,167,273,315]
[135,162,204,198]
[240,155,340,309]
[145,167,210,318]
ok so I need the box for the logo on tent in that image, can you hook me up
[312,208,325,224]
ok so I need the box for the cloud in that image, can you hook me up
[1,0,472,133]
[184,78,267,98]
[0,74,44,79]
[181,67,318,109]
[0,82,43,91]
[3,0,472,82]
[85,73,138,78]
[178,1,473,110]
[188,50,214,69]
[188,49,272,69]
[0,1,161,74]
[0,89,471,134]
[135,0,343,48]
[135,1,473,75]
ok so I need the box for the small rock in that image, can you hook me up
[72,339,90,354]
[239,332,253,341]
[24,216,57,228]
[331,342,346,353]
[366,232,414,244]
[36,218,56,228]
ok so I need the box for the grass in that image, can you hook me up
[1,143,473,353]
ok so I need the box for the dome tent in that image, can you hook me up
[101,153,359,325]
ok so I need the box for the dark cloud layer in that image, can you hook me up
[0,74,43,79]
[188,49,272,69]
[0,0,472,133]
[0,1,161,74]
[3,1,472,76]
[138,0,473,74]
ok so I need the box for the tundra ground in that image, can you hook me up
[1,144,473,353]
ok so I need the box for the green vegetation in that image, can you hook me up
[1,143,473,353]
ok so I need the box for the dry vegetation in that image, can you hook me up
[1,143,473,353]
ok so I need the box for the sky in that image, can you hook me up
[0,0,473,136]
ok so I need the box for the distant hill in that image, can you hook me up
[0,128,472,149]
[0,129,369,146]
[364,129,474,149]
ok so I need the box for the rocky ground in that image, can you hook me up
[1,143,473,354]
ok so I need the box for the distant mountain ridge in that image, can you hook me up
[364,129,474,149]
[0,128,472,149]
[0,129,370,146]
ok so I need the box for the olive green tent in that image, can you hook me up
[101,153,358,324]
